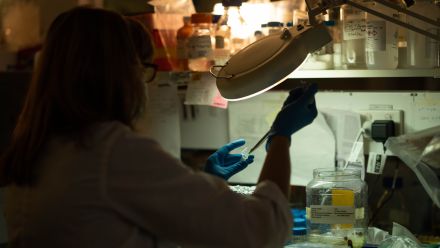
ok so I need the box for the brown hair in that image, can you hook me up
[126,17,155,64]
[0,7,146,186]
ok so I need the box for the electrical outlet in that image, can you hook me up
[358,110,404,155]
[358,110,404,136]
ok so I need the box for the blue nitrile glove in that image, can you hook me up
[205,139,255,180]
[266,83,318,149]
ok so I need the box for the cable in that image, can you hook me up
[368,163,400,226]
[343,128,365,170]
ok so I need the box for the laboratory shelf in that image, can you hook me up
[289,68,440,79]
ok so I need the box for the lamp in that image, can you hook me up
[210,0,440,101]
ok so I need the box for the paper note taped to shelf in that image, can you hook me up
[185,73,228,109]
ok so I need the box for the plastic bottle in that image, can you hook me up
[300,20,335,70]
[396,7,408,68]
[341,2,367,69]
[320,20,337,69]
[187,13,214,72]
[290,208,308,244]
[306,168,368,247]
[365,1,399,69]
[216,0,250,55]
[405,0,440,68]
[214,10,231,65]
[176,16,192,71]
[212,14,229,66]
[330,8,343,69]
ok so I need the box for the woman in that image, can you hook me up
[1,7,317,248]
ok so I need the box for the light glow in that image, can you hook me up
[214,2,275,37]
[223,54,311,101]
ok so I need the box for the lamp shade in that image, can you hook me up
[215,23,332,101]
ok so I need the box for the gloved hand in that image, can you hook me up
[205,139,255,180]
[267,83,318,148]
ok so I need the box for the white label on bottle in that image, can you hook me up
[343,19,366,41]
[187,35,213,59]
[366,20,386,51]
[365,20,387,52]
[309,205,355,224]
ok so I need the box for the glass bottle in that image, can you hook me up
[216,0,251,55]
[341,2,367,69]
[187,13,214,72]
[292,9,309,27]
[261,23,269,36]
[306,168,368,248]
[176,16,192,71]
[330,8,343,69]
[267,21,284,35]
[405,0,440,68]
[214,8,231,66]
[365,1,399,69]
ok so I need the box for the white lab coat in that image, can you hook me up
[4,121,292,248]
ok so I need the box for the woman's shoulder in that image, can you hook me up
[95,121,159,148]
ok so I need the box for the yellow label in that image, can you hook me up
[332,189,354,229]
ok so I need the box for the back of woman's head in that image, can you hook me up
[0,7,146,186]
[41,7,145,128]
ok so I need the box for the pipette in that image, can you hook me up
[249,130,270,154]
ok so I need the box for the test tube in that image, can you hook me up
[240,147,249,161]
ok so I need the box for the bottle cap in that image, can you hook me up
[292,227,307,236]
[191,13,213,24]
[222,0,242,7]
[212,14,222,24]
[267,21,283,27]
[183,16,191,23]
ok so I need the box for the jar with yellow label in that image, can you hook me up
[306,168,368,248]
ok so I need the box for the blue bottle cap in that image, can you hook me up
[292,227,307,236]
[212,15,222,24]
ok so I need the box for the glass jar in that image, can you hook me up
[365,1,399,69]
[187,13,214,72]
[405,0,440,68]
[341,2,367,69]
[306,168,368,248]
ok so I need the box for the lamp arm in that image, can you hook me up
[306,0,440,41]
